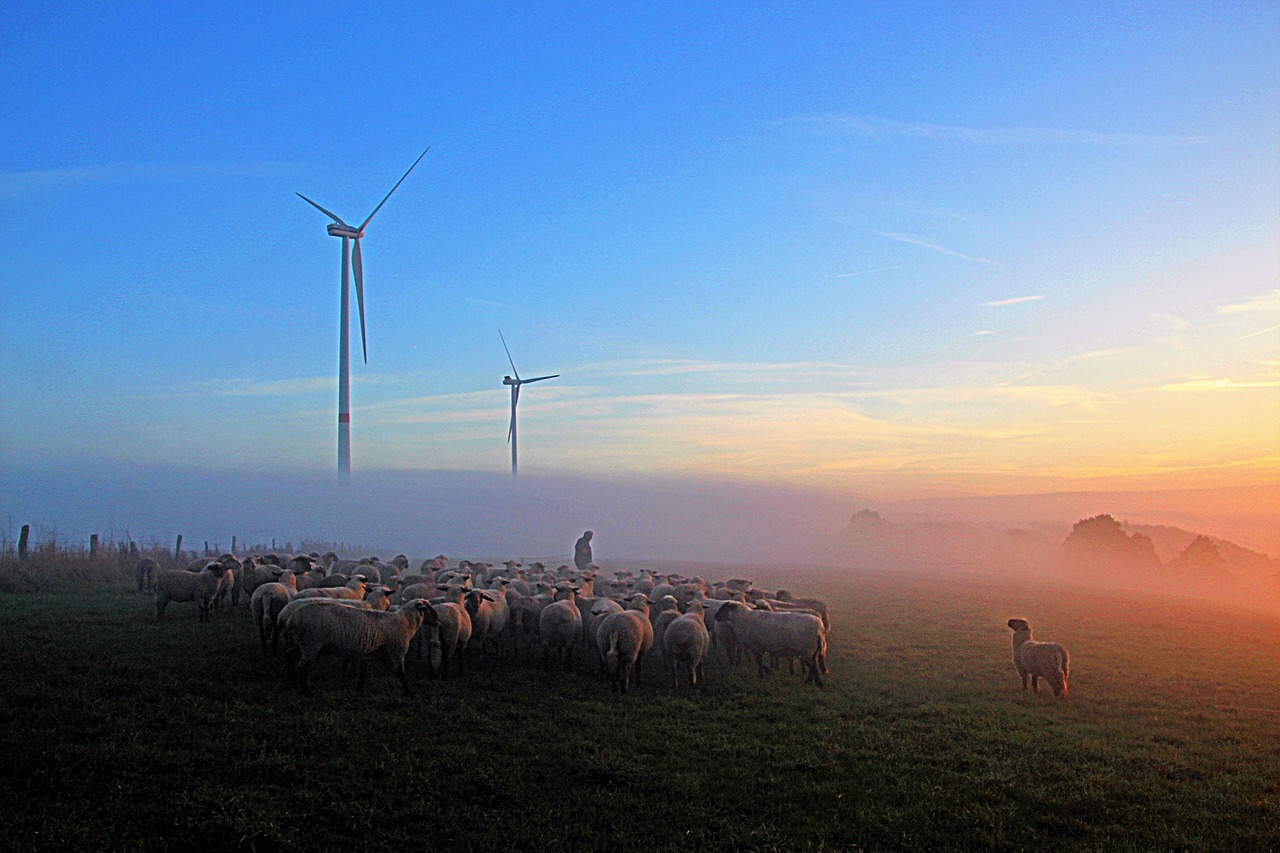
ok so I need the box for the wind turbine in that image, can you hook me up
[499,330,559,477]
[297,147,428,481]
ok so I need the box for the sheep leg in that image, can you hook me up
[1019,671,1029,690]
[695,661,704,687]
[670,660,680,689]
[356,659,370,694]
[395,659,412,697]
[807,657,825,689]
[754,651,768,678]
[634,651,644,689]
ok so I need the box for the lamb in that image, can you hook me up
[284,598,440,696]
[538,585,583,669]
[595,596,654,694]
[1007,618,1070,698]
[134,557,159,594]
[714,601,827,688]
[155,564,228,622]
[663,601,711,689]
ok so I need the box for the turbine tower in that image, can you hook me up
[297,147,428,481]
[500,330,559,477]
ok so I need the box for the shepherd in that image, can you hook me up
[574,530,594,573]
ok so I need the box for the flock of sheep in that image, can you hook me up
[136,551,1070,699]
[138,551,831,696]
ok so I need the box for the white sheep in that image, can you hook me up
[663,601,711,689]
[714,601,828,688]
[426,601,472,680]
[1007,618,1070,698]
[284,598,440,696]
[774,589,830,630]
[596,597,654,694]
[155,564,228,622]
[538,585,583,669]
[292,575,369,602]
[248,567,309,653]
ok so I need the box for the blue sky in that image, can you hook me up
[2,3,1277,501]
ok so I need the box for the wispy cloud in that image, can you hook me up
[983,295,1044,307]
[784,114,1218,148]
[871,230,994,265]
[1159,378,1280,392]
[1237,324,1280,342]
[975,330,995,336]
[1218,289,1280,315]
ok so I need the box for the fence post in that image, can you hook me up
[175,535,183,561]
[18,525,29,561]
[232,535,237,555]
[90,534,99,558]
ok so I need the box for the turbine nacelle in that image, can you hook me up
[326,224,362,239]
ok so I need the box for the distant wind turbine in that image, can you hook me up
[499,330,559,477]
[297,147,428,481]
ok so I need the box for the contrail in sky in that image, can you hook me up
[871,230,994,265]
[983,295,1044,307]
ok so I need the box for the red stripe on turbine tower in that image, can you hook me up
[338,414,351,423]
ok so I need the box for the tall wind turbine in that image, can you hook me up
[297,147,428,481]
[499,330,559,477]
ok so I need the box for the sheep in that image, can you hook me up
[249,567,308,653]
[596,597,654,694]
[292,575,369,602]
[1007,618,1069,698]
[464,586,510,659]
[134,557,159,594]
[584,596,623,658]
[426,601,472,680]
[509,581,557,658]
[242,561,283,598]
[774,589,830,630]
[284,598,440,696]
[663,601,711,689]
[714,601,827,688]
[538,586,583,669]
[155,564,228,622]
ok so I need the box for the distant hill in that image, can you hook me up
[1126,521,1280,579]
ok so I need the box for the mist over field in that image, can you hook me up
[5,463,1276,615]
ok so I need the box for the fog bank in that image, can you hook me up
[0,463,850,564]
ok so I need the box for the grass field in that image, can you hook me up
[0,560,1276,852]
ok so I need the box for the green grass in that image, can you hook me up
[0,566,1276,852]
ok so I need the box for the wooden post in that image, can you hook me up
[18,525,29,561]
[231,535,237,555]
[175,535,183,561]
[89,534,99,558]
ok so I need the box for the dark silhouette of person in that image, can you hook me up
[574,530,594,573]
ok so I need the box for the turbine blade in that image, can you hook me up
[353,238,368,364]
[498,329,520,381]
[523,374,559,384]
[296,193,349,226]
[359,146,429,232]
[507,412,515,443]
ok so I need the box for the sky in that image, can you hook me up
[2,4,1278,551]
